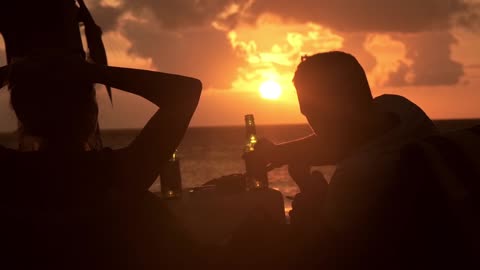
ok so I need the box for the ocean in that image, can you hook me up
[1,119,479,212]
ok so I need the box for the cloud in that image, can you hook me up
[85,0,479,88]
[246,1,475,87]
[122,20,243,89]
[340,33,377,72]
[89,0,253,30]
[85,0,246,89]
[248,0,478,33]
[90,5,123,32]
[90,0,480,33]
[466,63,480,69]
[386,32,464,86]
[228,20,344,97]
[455,1,480,31]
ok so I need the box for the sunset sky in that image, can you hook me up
[1,0,480,131]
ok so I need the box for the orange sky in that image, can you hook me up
[0,0,479,131]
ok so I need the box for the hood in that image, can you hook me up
[339,94,438,166]
[371,94,438,151]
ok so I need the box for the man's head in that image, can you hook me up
[293,51,374,138]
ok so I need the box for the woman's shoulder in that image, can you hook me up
[0,145,16,156]
[0,145,20,168]
[0,146,117,163]
[83,147,119,166]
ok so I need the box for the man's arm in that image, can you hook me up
[273,134,321,165]
[258,133,344,168]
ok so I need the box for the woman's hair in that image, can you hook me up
[9,79,98,145]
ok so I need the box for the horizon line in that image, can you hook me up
[0,118,478,134]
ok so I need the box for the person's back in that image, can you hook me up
[0,57,202,269]
[245,51,439,268]
[393,125,480,269]
[2,149,199,269]
[318,94,437,268]
[1,148,119,268]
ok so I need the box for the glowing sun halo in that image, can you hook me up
[259,81,282,100]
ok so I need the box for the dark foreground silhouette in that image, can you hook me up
[245,52,479,269]
[0,2,202,264]
[0,2,478,269]
[0,2,205,269]
[0,60,201,269]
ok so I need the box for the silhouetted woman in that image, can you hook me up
[0,56,202,269]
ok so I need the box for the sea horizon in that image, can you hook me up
[0,118,478,135]
[99,117,480,131]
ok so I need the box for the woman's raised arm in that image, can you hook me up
[5,57,201,192]
[88,64,202,192]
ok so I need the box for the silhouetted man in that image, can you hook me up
[247,51,438,268]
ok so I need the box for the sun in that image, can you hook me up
[259,80,282,100]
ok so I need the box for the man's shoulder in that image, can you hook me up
[333,149,399,187]
[374,94,430,119]
[373,94,409,103]
[365,94,437,157]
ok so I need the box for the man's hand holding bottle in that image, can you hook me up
[243,138,327,192]
[243,138,282,171]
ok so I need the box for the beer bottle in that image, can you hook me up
[159,150,183,198]
[244,114,269,189]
